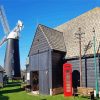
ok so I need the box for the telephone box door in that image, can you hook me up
[63,63,72,96]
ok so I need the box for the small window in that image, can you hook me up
[37,39,39,42]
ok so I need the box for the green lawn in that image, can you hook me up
[0,82,96,100]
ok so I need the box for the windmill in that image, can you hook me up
[0,5,23,78]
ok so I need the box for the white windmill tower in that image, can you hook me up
[0,6,23,78]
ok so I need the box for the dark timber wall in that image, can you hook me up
[30,50,52,95]
[52,50,65,88]
[67,56,100,89]
[52,50,66,94]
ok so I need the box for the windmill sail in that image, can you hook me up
[0,36,7,46]
[0,6,10,34]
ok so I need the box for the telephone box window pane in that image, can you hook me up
[66,86,71,92]
[66,70,70,81]
[66,70,70,73]
[66,75,70,81]
[66,70,71,92]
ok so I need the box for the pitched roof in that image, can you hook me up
[29,24,66,56]
[38,24,66,52]
[55,7,100,58]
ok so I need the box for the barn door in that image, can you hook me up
[32,71,39,91]
[72,70,80,88]
[39,70,49,94]
[39,52,49,95]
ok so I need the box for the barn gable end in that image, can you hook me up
[29,25,50,56]
[29,24,66,56]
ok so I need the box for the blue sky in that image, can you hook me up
[0,0,100,69]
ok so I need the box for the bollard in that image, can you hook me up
[90,91,94,100]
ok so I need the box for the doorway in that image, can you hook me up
[31,71,39,91]
[72,70,80,88]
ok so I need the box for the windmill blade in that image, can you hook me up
[0,36,7,46]
[0,5,10,35]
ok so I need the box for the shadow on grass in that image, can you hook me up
[0,89,9,100]
[74,95,89,100]
[0,94,9,100]
[0,82,23,100]
[1,88,23,94]
[5,83,21,88]
[79,95,97,100]
[7,81,21,85]
[41,99,47,100]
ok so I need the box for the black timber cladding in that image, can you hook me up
[67,56,100,89]
[29,50,51,95]
[52,50,66,88]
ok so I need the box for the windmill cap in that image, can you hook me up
[18,20,23,27]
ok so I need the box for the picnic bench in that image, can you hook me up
[52,87,63,95]
[73,87,94,100]
[77,87,94,97]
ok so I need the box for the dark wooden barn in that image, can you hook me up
[28,24,66,95]
[27,7,100,95]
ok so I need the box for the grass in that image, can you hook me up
[0,82,97,100]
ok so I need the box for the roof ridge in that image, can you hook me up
[38,24,63,34]
[38,24,66,52]
[38,24,53,49]
[55,7,100,29]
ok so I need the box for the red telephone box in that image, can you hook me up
[63,63,72,96]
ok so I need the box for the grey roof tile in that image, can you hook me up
[55,7,100,58]
[39,24,66,52]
